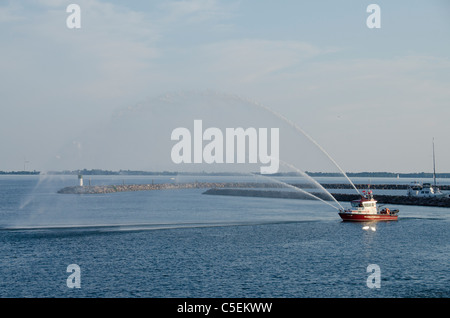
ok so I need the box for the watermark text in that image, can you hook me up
[171,120,279,174]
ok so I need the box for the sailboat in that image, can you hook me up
[407,138,448,198]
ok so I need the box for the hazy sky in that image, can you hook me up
[1,0,450,173]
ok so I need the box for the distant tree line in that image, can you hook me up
[1,169,449,178]
[42,169,244,176]
[0,170,40,175]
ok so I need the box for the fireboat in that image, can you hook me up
[338,190,399,222]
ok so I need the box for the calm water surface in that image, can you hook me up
[0,175,448,297]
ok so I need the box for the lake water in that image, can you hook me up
[0,175,448,298]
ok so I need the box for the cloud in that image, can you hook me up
[1,0,162,101]
[34,0,67,7]
[197,39,329,82]
[154,38,336,90]
[0,1,24,22]
[1,1,450,172]
[160,0,237,24]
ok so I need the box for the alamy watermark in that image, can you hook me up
[171,120,280,174]
[66,264,81,288]
[66,4,81,29]
[65,3,381,30]
[366,264,381,289]
[366,4,381,29]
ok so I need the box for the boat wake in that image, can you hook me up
[0,220,319,234]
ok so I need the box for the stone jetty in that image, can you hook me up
[294,183,450,190]
[58,182,450,194]
[57,182,283,194]
[202,188,450,208]
[57,181,450,207]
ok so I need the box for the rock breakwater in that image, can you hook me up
[202,188,450,208]
[57,181,450,207]
[57,182,283,194]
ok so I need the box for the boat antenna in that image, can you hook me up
[433,137,437,188]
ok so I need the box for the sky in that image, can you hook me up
[1,0,450,173]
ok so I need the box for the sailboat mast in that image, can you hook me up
[433,138,437,188]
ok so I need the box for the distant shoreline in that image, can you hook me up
[1,169,450,178]
[0,171,40,175]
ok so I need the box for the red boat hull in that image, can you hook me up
[338,212,398,222]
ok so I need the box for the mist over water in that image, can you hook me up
[3,174,336,230]
[24,90,356,226]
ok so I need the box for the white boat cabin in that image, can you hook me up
[407,182,448,198]
[350,199,378,214]
[345,191,378,214]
